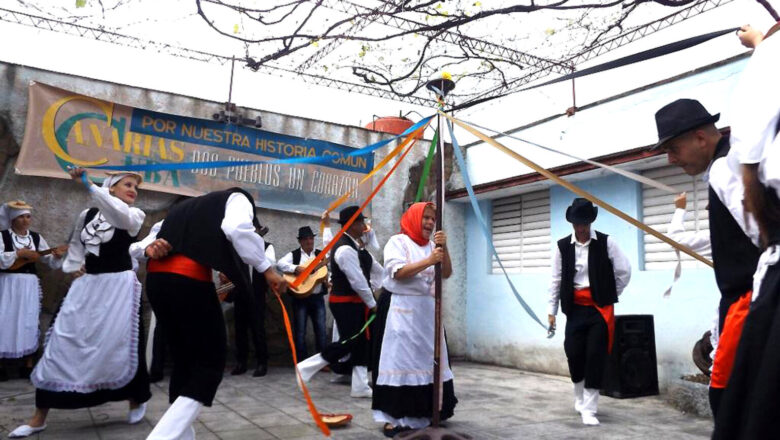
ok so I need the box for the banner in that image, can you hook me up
[17,82,375,216]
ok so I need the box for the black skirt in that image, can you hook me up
[36,304,151,409]
[713,260,780,439]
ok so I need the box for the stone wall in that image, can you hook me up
[0,61,468,364]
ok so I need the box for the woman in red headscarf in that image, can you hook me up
[371,202,456,437]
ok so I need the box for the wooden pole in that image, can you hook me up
[431,111,444,427]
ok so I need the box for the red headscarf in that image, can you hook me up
[400,202,434,246]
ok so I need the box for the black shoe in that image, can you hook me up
[18,366,32,379]
[0,367,8,382]
[252,364,268,377]
[230,363,247,375]
[383,424,412,438]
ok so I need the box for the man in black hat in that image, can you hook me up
[548,198,631,426]
[296,205,384,398]
[652,98,760,417]
[277,225,328,361]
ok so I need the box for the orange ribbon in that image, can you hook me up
[573,288,616,354]
[273,291,331,437]
[294,122,430,289]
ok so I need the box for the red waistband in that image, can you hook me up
[573,288,596,306]
[329,294,364,304]
[147,255,211,282]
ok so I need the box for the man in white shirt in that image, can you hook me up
[548,198,631,426]
[277,226,328,361]
[296,206,384,398]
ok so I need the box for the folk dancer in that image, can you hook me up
[0,201,64,381]
[548,198,631,426]
[142,188,286,440]
[371,202,457,437]
[10,170,150,438]
[297,206,384,398]
[652,99,761,416]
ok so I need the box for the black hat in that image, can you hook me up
[651,98,720,150]
[338,205,365,225]
[297,226,316,239]
[566,198,598,224]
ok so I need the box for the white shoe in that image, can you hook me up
[350,388,373,398]
[350,366,372,398]
[296,354,329,384]
[581,412,600,426]
[128,402,147,424]
[8,424,47,438]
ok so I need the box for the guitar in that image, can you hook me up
[8,245,68,271]
[283,257,329,299]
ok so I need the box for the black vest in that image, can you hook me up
[292,248,322,265]
[557,231,617,316]
[330,235,372,297]
[1,230,41,274]
[83,208,135,274]
[158,188,256,297]
[708,137,761,300]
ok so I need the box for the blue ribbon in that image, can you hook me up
[447,120,546,330]
[89,115,433,172]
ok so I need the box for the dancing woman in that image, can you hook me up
[0,201,64,381]
[371,202,457,437]
[9,169,151,438]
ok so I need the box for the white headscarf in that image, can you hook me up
[0,202,32,231]
[102,172,141,189]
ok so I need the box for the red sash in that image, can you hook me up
[328,294,371,339]
[147,254,211,282]
[711,291,752,389]
[573,288,615,354]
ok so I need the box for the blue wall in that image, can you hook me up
[464,174,719,388]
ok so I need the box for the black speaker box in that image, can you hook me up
[600,314,659,398]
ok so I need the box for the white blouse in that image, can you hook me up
[62,186,145,273]
[0,230,62,270]
[381,234,435,297]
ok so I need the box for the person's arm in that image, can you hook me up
[548,245,562,322]
[321,211,334,247]
[265,244,276,265]
[737,24,764,49]
[607,237,632,296]
[129,220,163,262]
[38,235,64,269]
[62,210,89,273]
[710,160,761,246]
[87,186,145,236]
[276,251,297,274]
[363,228,380,252]
[369,257,384,291]
[334,245,377,309]
[221,193,286,293]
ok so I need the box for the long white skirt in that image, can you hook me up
[31,270,142,393]
[376,294,453,387]
[0,273,41,359]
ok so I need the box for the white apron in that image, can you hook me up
[31,270,141,392]
[376,293,453,387]
[0,273,41,359]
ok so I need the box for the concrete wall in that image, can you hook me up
[0,61,469,361]
[463,173,719,389]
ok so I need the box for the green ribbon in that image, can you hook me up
[414,129,438,203]
[341,313,376,344]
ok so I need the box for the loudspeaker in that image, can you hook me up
[601,314,659,398]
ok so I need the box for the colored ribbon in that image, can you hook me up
[87,116,433,172]
[293,123,425,289]
[460,118,679,194]
[341,313,376,344]
[273,290,331,437]
[415,129,438,203]
[446,120,546,330]
[444,112,713,268]
[319,122,429,236]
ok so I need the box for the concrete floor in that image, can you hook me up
[0,361,713,439]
